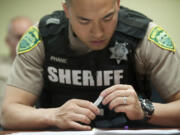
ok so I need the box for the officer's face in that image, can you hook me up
[63,0,120,51]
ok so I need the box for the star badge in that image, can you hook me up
[109,41,129,64]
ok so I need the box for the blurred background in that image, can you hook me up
[0,0,180,57]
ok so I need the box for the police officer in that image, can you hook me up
[1,0,180,130]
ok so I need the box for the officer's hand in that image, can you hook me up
[51,99,100,130]
[100,84,144,121]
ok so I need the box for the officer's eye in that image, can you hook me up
[78,17,90,25]
[79,20,90,25]
[103,15,113,22]
[103,12,114,22]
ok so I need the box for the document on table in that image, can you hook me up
[95,129,180,135]
[8,128,180,135]
[7,130,93,135]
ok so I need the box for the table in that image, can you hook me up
[0,128,180,135]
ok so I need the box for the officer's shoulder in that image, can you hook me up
[17,25,42,55]
[38,10,68,37]
[39,10,66,25]
[147,22,175,52]
[118,6,152,39]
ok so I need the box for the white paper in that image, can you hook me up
[8,128,180,135]
[93,96,103,106]
[8,130,93,135]
[94,128,180,135]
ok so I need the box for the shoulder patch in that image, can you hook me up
[148,26,175,52]
[17,26,41,54]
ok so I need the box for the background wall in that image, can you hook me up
[0,0,180,57]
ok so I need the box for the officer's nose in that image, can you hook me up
[91,22,104,39]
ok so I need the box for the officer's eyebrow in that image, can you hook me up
[76,8,116,21]
[77,16,91,21]
[103,9,115,19]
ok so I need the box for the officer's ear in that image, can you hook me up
[63,3,70,19]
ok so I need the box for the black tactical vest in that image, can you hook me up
[38,6,152,128]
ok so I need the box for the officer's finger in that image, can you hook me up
[72,113,92,125]
[114,104,129,113]
[74,106,96,120]
[102,90,131,105]
[100,84,131,98]
[70,121,91,130]
[109,96,133,110]
[75,99,100,115]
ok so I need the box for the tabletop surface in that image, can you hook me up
[1,128,180,135]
